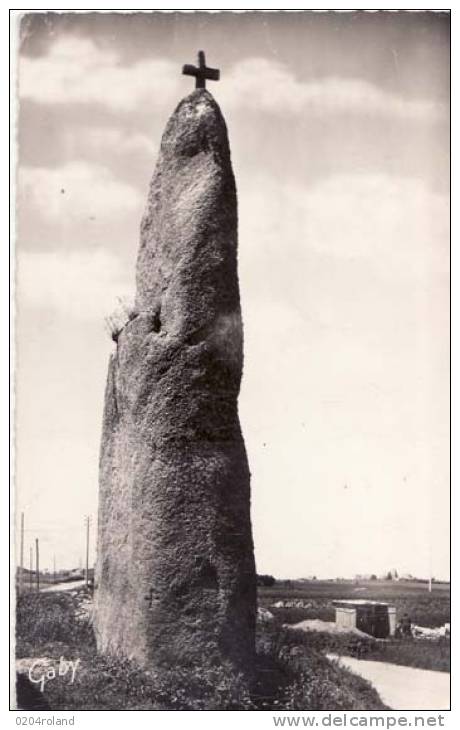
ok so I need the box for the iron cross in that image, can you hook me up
[182,50,220,89]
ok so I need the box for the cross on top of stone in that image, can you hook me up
[182,50,220,90]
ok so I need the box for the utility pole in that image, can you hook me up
[85,516,91,587]
[53,554,56,585]
[19,512,24,594]
[29,547,33,591]
[35,538,40,593]
[428,543,432,593]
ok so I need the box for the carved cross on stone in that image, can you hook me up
[182,50,220,89]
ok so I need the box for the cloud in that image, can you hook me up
[20,36,181,111]
[237,172,449,354]
[19,37,444,124]
[17,248,133,323]
[238,172,449,449]
[221,59,445,121]
[19,162,142,223]
[301,173,449,274]
[75,127,156,157]
[239,172,449,293]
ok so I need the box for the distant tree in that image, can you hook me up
[257,574,276,587]
[385,571,393,580]
[370,574,378,580]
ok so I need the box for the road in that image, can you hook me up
[40,579,87,593]
[328,654,450,711]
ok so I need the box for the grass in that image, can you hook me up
[362,639,451,673]
[16,591,94,658]
[258,580,450,673]
[259,580,451,628]
[280,628,450,673]
[15,589,387,711]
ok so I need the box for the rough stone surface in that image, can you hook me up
[93,89,256,673]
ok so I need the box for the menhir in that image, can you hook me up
[94,89,257,674]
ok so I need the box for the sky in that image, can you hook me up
[13,10,450,579]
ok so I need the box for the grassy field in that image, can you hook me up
[259,579,451,628]
[258,579,450,673]
[14,589,387,711]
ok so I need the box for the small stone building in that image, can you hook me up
[333,600,396,638]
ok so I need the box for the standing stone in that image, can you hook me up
[94,89,257,674]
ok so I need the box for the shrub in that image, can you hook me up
[16,590,94,656]
[270,605,335,625]
[104,297,138,342]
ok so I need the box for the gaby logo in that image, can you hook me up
[28,657,80,693]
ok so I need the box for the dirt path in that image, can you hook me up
[40,579,86,593]
[328,654,450,710]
